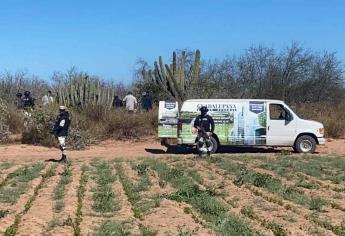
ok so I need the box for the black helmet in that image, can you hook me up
[200,106,208,113]
[16,92,22,97]
[24,91,30,96]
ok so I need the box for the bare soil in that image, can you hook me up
[0,139,344,235]
[0,138,344,162]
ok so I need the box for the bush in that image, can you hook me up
[296,102,345,138]
[6,105,25,134]
[67,128,92,150]
[0,99,11,143]
[22,105,91,150]
[21,105,58,147]
[104,109,157,140]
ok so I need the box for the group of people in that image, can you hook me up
[13,90,153,163]
[15,90,54,110]
[112,91,152,112]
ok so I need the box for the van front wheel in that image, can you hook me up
[294,135,317,153]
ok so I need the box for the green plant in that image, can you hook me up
[55,71,115,109]
[143,159,261,236]
[139,224,157,236]
[93,220,131,236]
[73,165,88,236]
[141,50,201,103]
[309,196,326,212]
[91,161,119,214]
[115,162,155,219]
[53,163,72,212]
[0,208,9,218]
[0,163,45,204]
[4,165,56,236]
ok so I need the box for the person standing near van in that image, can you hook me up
[123,91,137,113]
[194,106,215,157]
[52,106,71,163]
[42,90,54,106]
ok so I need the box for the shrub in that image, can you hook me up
[104,109,157,140]
[21,105,58,147]
[296,102,345,138]
[22,105,91,150]
[0,99,11,143]
[6,105,25,134]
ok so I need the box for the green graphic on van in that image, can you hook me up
[158,100,267,145]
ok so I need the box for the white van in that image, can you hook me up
[158,99,325,153]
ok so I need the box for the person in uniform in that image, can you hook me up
[52,106,71,163]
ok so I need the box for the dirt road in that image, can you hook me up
[0,138,344,162]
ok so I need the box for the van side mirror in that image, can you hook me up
[285,112,293,123]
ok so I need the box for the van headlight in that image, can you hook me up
[318,128,324,135]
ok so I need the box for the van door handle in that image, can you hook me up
[268,126,270,131]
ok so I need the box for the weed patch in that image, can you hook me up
[53,162,72,213]
[73,165,89,236]
[91,161,119,214]
[93,220,131,236]
[143,159,261,236]
[4,165,56,236]
[0,163,45,204]
[115,162,154,219]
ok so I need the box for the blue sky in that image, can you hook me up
[0,0,344,84]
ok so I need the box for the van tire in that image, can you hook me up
[209,136,219,154]
[294,135,317,153]
[197,136,218,154]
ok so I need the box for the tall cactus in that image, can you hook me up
[55,74,115,109]
[142,49,201,103]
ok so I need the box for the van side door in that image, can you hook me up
[267,103,296,146]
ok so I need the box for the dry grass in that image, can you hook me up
[296,102,345,138]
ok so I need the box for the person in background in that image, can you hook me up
[42,90,54,106]
[22,91,35,109]
[15,92,23,109]
[52,106,71,163]
[142,92,152,112]
[112,95,123,109]
[123,91,137,113]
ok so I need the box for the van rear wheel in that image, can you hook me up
[197,136,218,154]
[294,135,317,153]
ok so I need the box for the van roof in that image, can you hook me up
[184,99,285,103]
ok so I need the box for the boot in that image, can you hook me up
[59,154,67,163]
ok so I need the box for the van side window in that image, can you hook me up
[270,104,287,120]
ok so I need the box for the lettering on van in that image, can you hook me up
[249,101,265,114]
[197,104,237,112]
[164,101,176,110]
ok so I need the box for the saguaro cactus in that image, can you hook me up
[142,49,201,103]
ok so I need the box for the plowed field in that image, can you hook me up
[0,140,345,235]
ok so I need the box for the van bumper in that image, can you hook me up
[317,138,326,145]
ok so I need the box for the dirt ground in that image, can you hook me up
[0,138,344,162]
[0,139,345,235]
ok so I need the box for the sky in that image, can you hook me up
[0,0,344,84]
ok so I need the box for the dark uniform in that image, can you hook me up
[142,93,152,112]
[52,106,71,163]
[194,106,215,157]
[112,95,123,109]
[22,91,35,109]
